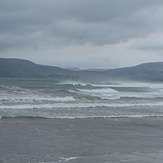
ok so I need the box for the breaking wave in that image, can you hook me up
[1,114,163,120]
[1,79,163,119]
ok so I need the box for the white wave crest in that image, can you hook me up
[58,80,90,86]
[1,101,163,110]
[78,88,119,99]
[0,96,76,104]
[79,88,117,93]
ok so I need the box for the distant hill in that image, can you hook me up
[0,58,76,79]
[104,62,163,81]
[66,67,108,72]
[0,58,163,81]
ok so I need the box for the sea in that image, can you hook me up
[1,78,163,119]
[1,78,163,163]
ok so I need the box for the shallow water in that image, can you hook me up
[0,117,163,163]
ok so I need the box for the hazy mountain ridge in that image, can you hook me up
[66,67,109,71]
[0,58,163,81]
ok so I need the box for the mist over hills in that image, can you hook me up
[0,58,163,82]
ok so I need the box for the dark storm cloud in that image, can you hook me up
[0,0,163,51]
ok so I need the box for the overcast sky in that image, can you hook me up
[1,0,163,68]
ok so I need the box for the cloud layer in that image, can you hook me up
[1,0,163,68]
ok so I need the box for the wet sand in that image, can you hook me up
[0,117,163,163]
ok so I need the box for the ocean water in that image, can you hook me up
[1,78,163,163]
[1,78,163,119]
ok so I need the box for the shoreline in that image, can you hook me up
[62,151,163,163]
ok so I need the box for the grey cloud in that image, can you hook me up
[1,0,163,51]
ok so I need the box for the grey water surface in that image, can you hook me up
[1,78,163,163]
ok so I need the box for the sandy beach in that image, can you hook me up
[0,117,163,163]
